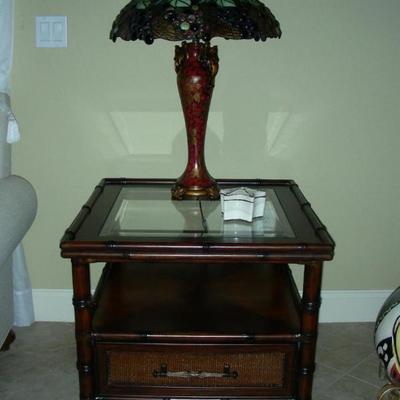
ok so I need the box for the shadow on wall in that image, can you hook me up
[99,108,309,178]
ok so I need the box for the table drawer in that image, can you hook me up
[95,343,297,397]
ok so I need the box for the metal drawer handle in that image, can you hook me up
[153,363,238,379]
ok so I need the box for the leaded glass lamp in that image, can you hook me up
[110,0,281,200]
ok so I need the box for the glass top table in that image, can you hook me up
[60,178,335,400]
[60,178,334,262]
[100,185,294,239]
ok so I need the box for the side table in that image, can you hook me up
[60,178,335,400]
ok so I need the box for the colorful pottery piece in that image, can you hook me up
[375,287,400,383]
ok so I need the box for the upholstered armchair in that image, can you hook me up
[0,92,37,349]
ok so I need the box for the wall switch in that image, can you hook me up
[36,16,67,48]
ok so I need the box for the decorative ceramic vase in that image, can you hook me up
[375,287,400,383]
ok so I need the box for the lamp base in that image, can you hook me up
[171,181,220,200]
[172,42,220,201]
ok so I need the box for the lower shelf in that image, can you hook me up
[92,262,301,342]
[91,262,301,398]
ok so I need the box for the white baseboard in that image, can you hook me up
[32,289,393,324]
[33,289,74,322]
[317,290,391,323]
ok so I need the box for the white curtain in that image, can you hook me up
[0,0,34,326]
[0,0,13,95]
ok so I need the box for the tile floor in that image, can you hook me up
[0,322,387,399]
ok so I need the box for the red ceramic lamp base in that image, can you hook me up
[171,42,220,200]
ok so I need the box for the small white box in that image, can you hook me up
[220,187,266,222]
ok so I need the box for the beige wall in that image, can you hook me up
[12,0,400,290]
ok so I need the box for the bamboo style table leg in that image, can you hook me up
[72,259,94,400]
[298,261,323,400]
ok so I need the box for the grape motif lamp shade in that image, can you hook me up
[110,0,281,200]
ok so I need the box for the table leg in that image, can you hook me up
[72,260,94,400]
[298,261,323,400]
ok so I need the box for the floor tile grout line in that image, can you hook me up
[345,351,384,388]
[345,350,388,389]
[347,370,387,389]
[315,362,352,390]
[345,373,384,389]
[316,350,381,391]
[314,368,383,399]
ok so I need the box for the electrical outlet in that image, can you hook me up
[36,16,67,48]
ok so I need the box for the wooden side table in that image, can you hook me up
[60,178,335,400]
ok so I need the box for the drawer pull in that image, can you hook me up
[153,363,238,379]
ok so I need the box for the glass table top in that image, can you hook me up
[100,186,295,239]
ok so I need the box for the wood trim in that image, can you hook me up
[290,183,335,247]
[72,260,94,399]
[298,261,323,400]
[61,181,106,242]
[101,178,296,186]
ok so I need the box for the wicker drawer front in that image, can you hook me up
[96,343,297,397]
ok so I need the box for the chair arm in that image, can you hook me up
[0,175,37,267]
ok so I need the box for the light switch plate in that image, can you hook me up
[36,16,67,48]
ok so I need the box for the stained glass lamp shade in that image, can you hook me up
[111,0,281,199]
